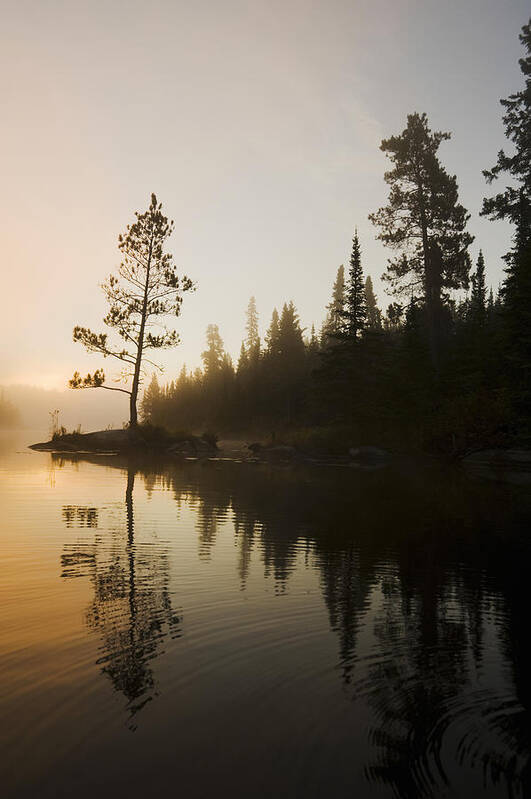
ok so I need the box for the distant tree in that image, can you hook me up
[384,302,404,332]
[343,230,367,340]
[202,324,225,377]
[369,112,473,369]
[469,251,487,327]
[237,342,249,374]
[69,194,193,427]
[308,323,320,354]
[140,373,161,423]
[265,308,281,356]
[364,276,382,329]
[245,297,260,362]
[278,301,305,358]
[277,301,306,424]
[321,265,345,344]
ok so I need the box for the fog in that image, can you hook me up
[2,384,128,433]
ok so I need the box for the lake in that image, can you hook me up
[1,432,530,798]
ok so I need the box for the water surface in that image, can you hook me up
[1,433,530,798]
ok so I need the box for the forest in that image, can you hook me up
[137,20,531,456]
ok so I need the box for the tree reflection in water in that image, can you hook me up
[59,463,181,727]
[55,454,530,792]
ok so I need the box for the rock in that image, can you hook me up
[166,436,217,457]
[262,445,298,462]
[349,446,391,462]
[167,440,196,455]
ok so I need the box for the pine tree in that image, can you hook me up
[69,194,194,426]
[343,230,366,340]
[369,113,473,369]
[364,276,382,329]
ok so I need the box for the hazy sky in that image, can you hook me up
[1,0,528,393]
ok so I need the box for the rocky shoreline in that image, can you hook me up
[29,430,531,481]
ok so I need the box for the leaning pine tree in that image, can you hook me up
[70,194,194,427]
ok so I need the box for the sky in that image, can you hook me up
[1,0,529,402]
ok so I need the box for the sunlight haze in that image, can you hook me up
[1,0,527,400]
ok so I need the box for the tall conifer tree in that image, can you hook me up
[343,230,366,340]
[469,251,487,327]
[369,113,472,369]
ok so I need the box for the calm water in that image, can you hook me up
[1,433,530,798]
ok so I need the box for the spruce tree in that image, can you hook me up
[245,296,260,361]
[201,324,225,376]
[265,308,281,356]
[343,230,366,340]
[469,251,487,327]
[278,302,305,359]
[308,323,319,353]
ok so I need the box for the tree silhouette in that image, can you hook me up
[69,194,194,426]
[369,112,473,370]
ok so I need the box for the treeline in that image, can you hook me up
[143,19,531,454]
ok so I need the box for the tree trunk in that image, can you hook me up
[425,242,443,375]
[129,233,154,427]
[416,173,442,374]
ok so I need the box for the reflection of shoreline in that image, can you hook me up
[55,452,531,791]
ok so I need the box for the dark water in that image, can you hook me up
[1,433,530,798]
